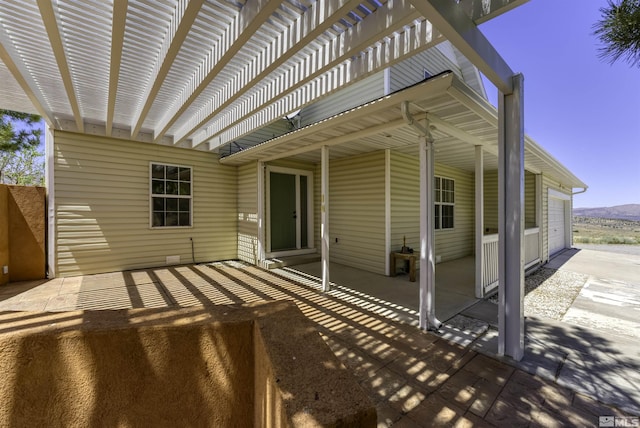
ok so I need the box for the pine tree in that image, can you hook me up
[593,0,640,67]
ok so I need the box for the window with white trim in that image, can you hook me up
[435,176,454,230]
[150,163,192,228]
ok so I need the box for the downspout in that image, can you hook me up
[402,101,441,331]
[572,187,587,196]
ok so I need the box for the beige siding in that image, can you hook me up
[483,170,499,233]
[330,151,386,274]
[300,73,385,127]
[525,171,536,228]
[483,170,537,232]
[434,164,475,261]
[238,162,258,264]
[390,152,474,263]
[54,131,237,276]
[389,46,461,92]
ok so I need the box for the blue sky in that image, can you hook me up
[479,0,640,209]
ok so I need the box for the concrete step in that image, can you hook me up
[262,253,321,270]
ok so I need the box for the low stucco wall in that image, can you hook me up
[0,185,46,285]
[0,186,8,285]
[0,301,375,427]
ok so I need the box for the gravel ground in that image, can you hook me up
[489,267,588,321]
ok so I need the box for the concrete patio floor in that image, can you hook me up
[0,261,628,426]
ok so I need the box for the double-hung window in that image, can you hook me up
[435,176,454,230]
[150,163,192,228]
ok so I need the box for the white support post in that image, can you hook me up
[419,134,441,330]
[384,149,391,276]
[321,145,330,292]
[535,174,543,262]
[474,146,484,298]
[256,161,266,264]
[45,126,56,278]
[497,73,525,361]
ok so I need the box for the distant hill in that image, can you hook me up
[573,204,640,221]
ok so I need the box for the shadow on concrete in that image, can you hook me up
[0,261,631,426]
[473,316,640,415]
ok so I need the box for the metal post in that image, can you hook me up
[256,161,266,264]
[321,145,330,291]
[498,73,525,361]
[45,126,56,279]
[475,146,484,298]
[419,134,441,330]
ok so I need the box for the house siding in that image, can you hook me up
[389,46,461,93]
[525,171,536,228]
[390,151,474,263]
[483,169,537,232]
[329,151,386,274]
[53,131,237,276]
[238,161,258,264]
[300,73,385,127]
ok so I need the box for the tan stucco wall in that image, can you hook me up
[0,185,46,284]
[0,186,8,286]
[0,302,375,427]
[7,186,46,281]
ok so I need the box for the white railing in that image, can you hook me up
[524,227,541,269]
[482,234,499,293]
[481,227,541,294]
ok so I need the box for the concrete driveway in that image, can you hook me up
[546,247,640,343]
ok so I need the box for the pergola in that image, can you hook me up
[0,0,529,359]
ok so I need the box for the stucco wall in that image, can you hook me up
[0,302,375,427]
[0,185,46,284]
[0,186,8,286]
[8,186,46,281]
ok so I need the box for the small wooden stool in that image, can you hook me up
[390,252,419,282]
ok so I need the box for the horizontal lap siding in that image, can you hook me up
[485,170,538,231]
[238,162,258,264]
[434,164,474,261]
[330,152,385,274]
[54,131,237,276]
[300,74,385,126]
[525,171,536,228]
[483,170,498,232]
[389,46,461,92]
[390,152,420,252]
[390,152,474,262]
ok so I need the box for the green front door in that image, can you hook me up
[270,172,297,251]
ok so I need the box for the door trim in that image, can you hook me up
[266,165,315,257]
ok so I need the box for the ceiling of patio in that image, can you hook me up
[0,0,525,152]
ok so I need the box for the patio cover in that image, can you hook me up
[0,0,526,151]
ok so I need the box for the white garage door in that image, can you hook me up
[549,197,566,255]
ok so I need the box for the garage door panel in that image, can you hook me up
[549,197,566,255]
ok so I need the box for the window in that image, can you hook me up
[435,176,454,230]
[150,163,192,228]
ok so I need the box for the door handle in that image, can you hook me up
[293,211,297,219]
